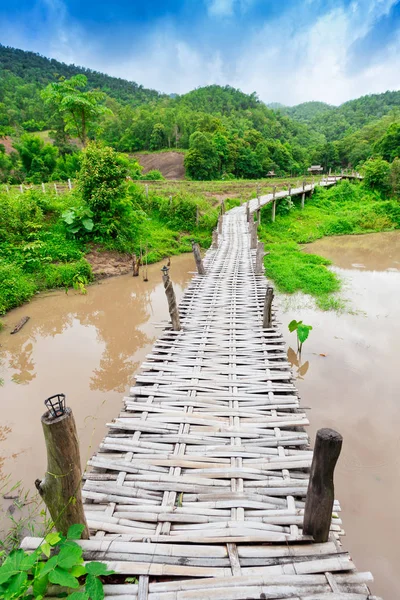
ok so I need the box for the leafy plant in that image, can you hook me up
[288,319,313,353]
[0,524,113,600]
[73,274,88,295]
[61,207,94,237]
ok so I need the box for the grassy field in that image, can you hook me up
[258,180,400,309]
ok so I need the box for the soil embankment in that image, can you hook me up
[135,151,185,179]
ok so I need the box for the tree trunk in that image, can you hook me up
[35,408,89,539]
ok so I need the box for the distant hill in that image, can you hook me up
[0,44,162,106]
[277,93,400,141]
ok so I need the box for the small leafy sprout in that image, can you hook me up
[0,523,113,600]
[288,319,313,354]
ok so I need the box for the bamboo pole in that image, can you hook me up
[246,202,250,223]
[263,286,274,328]
[161,267,181,331]
[303,428,343,543]
[250,219,258,250]
[35,406,89,538]
[218,215,223,234]
[255,242,265,274]
[192,241,205,275]
[132,254,140,277]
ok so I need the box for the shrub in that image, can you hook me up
[142,169,164,180]
[363,158,391,195]
[0,263,36,314]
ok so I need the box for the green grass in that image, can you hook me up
[259,180,400,309]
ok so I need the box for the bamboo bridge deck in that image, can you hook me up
[24,178,379,599]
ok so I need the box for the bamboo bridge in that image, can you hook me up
[23,176,380,600]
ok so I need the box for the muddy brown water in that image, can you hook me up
[1,234,399,597]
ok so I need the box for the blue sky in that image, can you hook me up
[1,0,400,105]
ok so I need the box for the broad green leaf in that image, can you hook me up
[48,567,79,588]
[40,555,59,577]
[82,218,94,231]
[86,562,114,576]
[40,542,51,558]
[67,524,85,540]
[68,593,89,600]
[45,532,61,546]
[32,572,49,597]
[85,573,104,600]
[297,324,312,344]
[70,565,87,578]
[0,550,25,584]
[288,319,301,333]
[57,543,83,569]
[7,571,28,595]
[62,210,75,225]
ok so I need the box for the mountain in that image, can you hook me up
[0,44,162,106]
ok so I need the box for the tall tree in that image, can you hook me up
[42,75,111,146]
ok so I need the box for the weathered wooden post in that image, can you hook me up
[288,184,292,196]
[255,242,265,274]
[246,201,250,223]
[250,219,258,250]
[271,187,277,223]
[303,428,343,543]
[192,240,205,275]
[35,395,89,539]
[263,286,274,328]
[41,182,45,193]
[161,266,181,331]
[212,229,218,249]
[220,201,225,215]
[54,183,58,195]
[218,215,223,234]
[68,178,72,191]
[132,254,140,277]
[19,184,23,193]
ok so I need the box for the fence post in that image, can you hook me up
[6,184,9,194]
[19,184,23,193]
[191,240,205,275]
[35,402,89,539]
[68,178,72,191]
[303,428,343,543]
[161,266,181,331]
[212,229,218,249]
[250,219,258,250]
[271,187,276,223]
[288,184,292,196]
[263,286,274,328]
[246,201,250,223]
[132,254,140,277]
[218,215,223,234]
[255,241,265,274]
[54,183,58,195]
[42,182,45,193]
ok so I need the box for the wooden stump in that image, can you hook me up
[263,286,274,328]
[192,241,205,275]
[132,254,140,277]
[35,408,89,538]
[303,428,343,543]
[162,269,181,331]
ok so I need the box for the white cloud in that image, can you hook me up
[206,0,235,17]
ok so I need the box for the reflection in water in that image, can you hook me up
[0,254,195,504]
[282,231,400,599]
[287,347,309,379]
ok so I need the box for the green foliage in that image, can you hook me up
[0,263,35,314]
[62,206,94,237]
[288,319,313,352]
[375,122,400,161]
[42,74,111,146]
[390,157,400,197]
[141,169,164,180]
[362,158,391,195]
[0,525,113,600]
[14,134,58,183]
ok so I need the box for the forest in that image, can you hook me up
[1,44,399,183]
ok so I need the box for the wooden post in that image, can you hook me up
[169,195,172,206]
[302,180,306,192]
[220,201,225,215]
[212,229,218,249]
[68,178,72,190]
[257,209,261,225]
[162,267,181,331]
[192,241,205,275]
[271,186,276,223]
[6,184,9,194]
[288,184,292,196]
[132,254,140,277]
[54,183,58,195]
[35,407,89,539]
[301,192,305,209]
[246,202,250,223]
[303,428,343,543]
[218,215,223,234]
[19,184,23,193]
[250,219,258,250]
[41,182,45,193]
[263,286,274,328]
[255,242,265,274]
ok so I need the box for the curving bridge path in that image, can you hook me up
[23,177,380,599]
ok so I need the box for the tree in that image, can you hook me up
[363,158,391,195]
[42,75,111,146]
[14,134,58,183]
[184,132,219,180]
[78,143,128,216]
[390,157,400,197]
[376,122,400,162]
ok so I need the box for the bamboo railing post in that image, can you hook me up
[271,187,277,223]
[263,286,274,328]
[19,184,23,193]
[41,182,45,193]
[54,183,58,195]
[161,266,181,331]
[68,178,72,191]
[250,219,258,250]
[288,184,292,196]
[218,215,223,234]
[303,428,343,543]
[246,202,250,223]
[35,405,89,539]
[257,209,261,225]
[191,240,205,275]
[212,229,218,249]
[255,241,265,274]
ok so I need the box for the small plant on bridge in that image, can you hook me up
[0,524,113,600]
[288,319,312,354]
